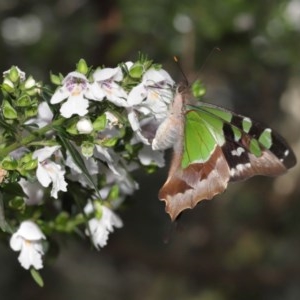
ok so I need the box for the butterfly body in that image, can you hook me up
[154,87,297,221]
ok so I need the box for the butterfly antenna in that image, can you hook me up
[196,46,221,78]
[173,56,189,88]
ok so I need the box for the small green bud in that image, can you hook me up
[1,157,18,170]
[22,159,38,171]
[16,95,31,107]
[76,59,89,75]
[9,196,25,210]
[3,100,17,119]
[24,76,39,96]
[129,62,144,78]
[9,66,21,83]
[24,76,36,89]
[107,185,119,201]
[2,78,14,93]
[24,106,38,119]
[50,72,62,85]
[81,141,94,158]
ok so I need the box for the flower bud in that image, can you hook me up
[2,78,14,93]
[3,100,17,119]
[76,118,93,134]
[76,59,88,75]
[24,76,36,89]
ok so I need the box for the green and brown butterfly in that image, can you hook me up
[152,82,297,221]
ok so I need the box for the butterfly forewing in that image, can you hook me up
[188,102,297,180]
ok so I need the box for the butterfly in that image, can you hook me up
[152,84,297,221]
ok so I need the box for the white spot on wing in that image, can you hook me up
[284,149,289,157]
[231,147,245,157]
[230,162,251,177]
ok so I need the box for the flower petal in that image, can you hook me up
[18,241,44,270]
[33,145,60,162]
[50,87,70,104]
[10,234,22,251]
[59,95,89,118]
[14,221,46,240]
[36,164,52,187]
[127,83,147,106]
[93,67,123,82]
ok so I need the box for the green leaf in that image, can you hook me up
[9,197,25,211]
[57,133,100,197]
[100,137,118,148]
[65,119,79,135]
[30,268,44,287]
[93,114,107,131]
[1,157,18,170]
[0,115,15,132]
[50,72,62,85]
[107,184,119,201]
[192,80,206,98]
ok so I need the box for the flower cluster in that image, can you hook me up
[0,56,175,285]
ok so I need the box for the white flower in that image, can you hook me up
[84,203,123,249]
[36,102,53,127]
[50,71,97,118]
[94,145,121,176]
[66,153,99,188]
[138,145,165,167]
[33,146,67,198]
[105,111,120,128]
[128,69,174,117]
[19,178,44,205]
[10,220,46,270]
[26,101,53,128]
[90,67,128,107]
[127,68,174,144]
[76,118,93,134]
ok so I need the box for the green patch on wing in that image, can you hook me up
[242,117,252,133]
[249,139,262,157]
[258,128,272,149]
[182,110,226,168]
[182,103,277,169]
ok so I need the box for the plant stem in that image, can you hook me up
[0,117,65,159]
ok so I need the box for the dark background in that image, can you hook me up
[1,0,300,299]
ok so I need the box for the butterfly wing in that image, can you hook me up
[158,100,296,220]
[194,102,296,180]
